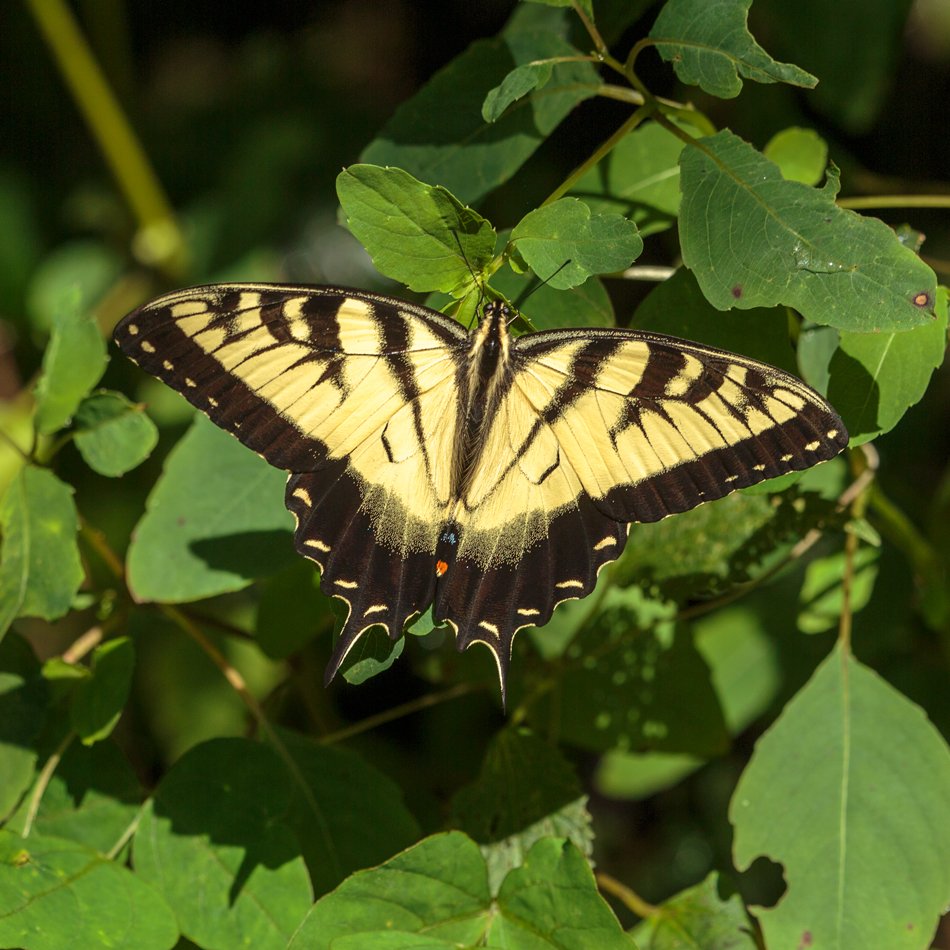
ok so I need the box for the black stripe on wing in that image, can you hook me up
[112,284,467,473]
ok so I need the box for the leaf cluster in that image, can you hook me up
[1,1,949,948]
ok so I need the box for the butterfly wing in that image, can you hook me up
[433,327,848,686]
[114,284,468,675]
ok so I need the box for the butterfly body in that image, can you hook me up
[114,284,847,698]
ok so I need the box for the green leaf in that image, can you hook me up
[763,127,828,186]
[526,0,593,15]
[127,415,294,603]
[482,61,553,122]
[801,287,949,444]
[731,644,950,949]
[798,546,879,634]
[25,239,122,334]
[0,830,178,950]
[616,489,816,601]
[0,466,84,638]
[0,635,46,821]
[291,833,632,949]
[333,936,467,950]
[596,751,703,801]
[678,131,938,333]
[73,390,159,477]
[290,832,490,948]
[70,637,135,745]
[491,838,633,948]
[452,729,582,844]
[598,595,791,802]
[451,729,590,893]
[255,560,330,659]
[340,626,405,684]
[532,587,729,756]
[493,270,616,330]
[5,740,142,852]
[509,199,643,289]
[571,120,691,237]
[276,730,420,898]
[649,0,817,98]
[132,738,313,950]
[33,307,107,435]
[361,5,599,205]
[631,872,756,949]
[337,165,496,296]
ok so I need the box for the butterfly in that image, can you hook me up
[113,284,848,699]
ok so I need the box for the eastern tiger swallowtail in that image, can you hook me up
[114,284,848,699]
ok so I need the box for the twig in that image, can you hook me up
[21,731,75,838]
[319,681,484,744]
[596,870,659,918]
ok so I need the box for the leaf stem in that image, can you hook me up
[61,623,106,664]
[319,681,483,744]
[23,0,185,276]
[79,517,126,582]
[0,427,32,463]
[572,0,610,61]
[21,730,75,838]
[595,870,659,918]
[542,104,654,207]
[160,604,269,728]
[106,801,147,861]
[838,194,950,210]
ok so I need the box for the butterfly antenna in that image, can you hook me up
[513,258,573,310]
[452,231,487,329]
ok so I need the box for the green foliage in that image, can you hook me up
[73,390,159,477]
[510,198,643,289]
[126,415,294,602]
[679,132,937,332]
[0,467,83,637]
[292,833,632,949]
[631,873,755,948]
[2,1,948,948]
[650,0,817,98]
[0,829,179,950]
[337,165,496,296]
[731,645,950,949]
[32,306,107,435]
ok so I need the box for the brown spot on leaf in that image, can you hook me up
[731,284,743,299]
[798,932,813,949]
[913,291,931,308]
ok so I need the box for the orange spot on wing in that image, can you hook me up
[436,560,448,577]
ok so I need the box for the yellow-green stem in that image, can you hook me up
[24,0,185,276]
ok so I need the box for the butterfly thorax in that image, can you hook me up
[452,301,513,501]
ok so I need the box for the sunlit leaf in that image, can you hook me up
[337,165,496,297]
[679,131,937,333]
[510,199,642,289]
